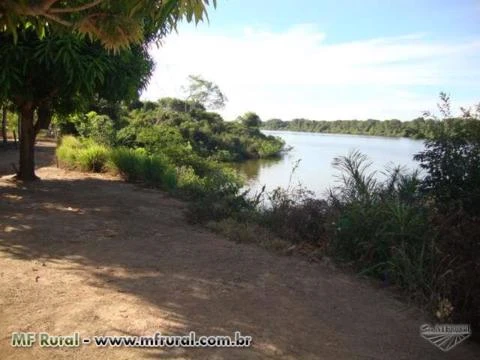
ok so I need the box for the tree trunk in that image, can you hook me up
[18,103,38,181]
[1,106,7,145]
[34,103,52,137]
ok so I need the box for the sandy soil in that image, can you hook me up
[0,144,479,359]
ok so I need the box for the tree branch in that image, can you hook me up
[50,0,104,14]
[41,0,61,11]
[42,12,72,27]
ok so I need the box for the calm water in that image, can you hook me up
[235,130,425,197]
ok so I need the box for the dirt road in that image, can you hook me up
[0,145,478,359]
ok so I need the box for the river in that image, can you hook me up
[235,130,425,197]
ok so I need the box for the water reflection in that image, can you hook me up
[233,157,283,180]
[235,130,425,197]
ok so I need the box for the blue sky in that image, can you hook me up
[142,0,480,120]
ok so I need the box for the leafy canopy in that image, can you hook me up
[1,0,217,50]
[0,29,153,113]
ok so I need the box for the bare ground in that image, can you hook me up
[0,144,479,359]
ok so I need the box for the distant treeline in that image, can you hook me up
[261,117,477,139]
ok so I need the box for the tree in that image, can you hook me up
[0,30,153,180]
[1,105,7,145]
[0,1,217,180]
[184,75,227,111]
[237,112,261,128]
[0,0,216,51]
[158,97,205,112]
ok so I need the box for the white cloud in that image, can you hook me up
[142,25,480,120]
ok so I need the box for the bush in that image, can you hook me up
[259,186,331,246]
[257,138,284,158]
[108,147,176,189]
[108,147,144,181]
[77,143,109,172]
[118,100,285,162]
[414,136,480,215]
[328,151,432,282]
[57,136,108,172]
[414,132,480,329]
[56,135,82,168]
[184,167,250,223]
[176,166,205,196]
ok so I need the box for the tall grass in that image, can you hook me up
[328,151,433,288]
[56,136,82,169]
[56,137,176,190]
[108,147,176,189]
[77,143,109,172]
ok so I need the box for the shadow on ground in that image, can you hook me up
[0,141,56,177]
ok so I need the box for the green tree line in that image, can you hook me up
[262,103,480,139]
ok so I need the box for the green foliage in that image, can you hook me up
[260,187,330,246]
[77,142,109,172]
[56,135,83,168]
[184,75,227,110]
[262,93,480,140]
[414,127,480,215]
[108,147,176,189]
[1,0,217,51]
[158,97,205,112]
[184,167,250,223]
[262,117,450,139]
[117,98,285,161]
[76,112,116,146]
[257,139,285,158]
[57,137,176,189]
[237,112,262,128]
[328,152,430,281]
[57,136,108,172]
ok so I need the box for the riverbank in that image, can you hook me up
[1,144,479,359]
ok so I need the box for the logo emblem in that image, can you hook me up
[420,324,471,352]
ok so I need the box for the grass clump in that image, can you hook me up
[108,147,176,190]
[57,137,176,190]
[77,142,109,172]
[56,135,82,169]
[57,136,108,172]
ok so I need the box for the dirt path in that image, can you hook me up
[0,145,479,359]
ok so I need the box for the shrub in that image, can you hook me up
[56,135,82,168]
[143,155,176,189]
[257,139,284,158]
[77,143,109,172]
[56,136,109,172]
[57,136,108,172]
[259,186,331,246]
[108,147,144,181]
[184,167,250,223]
[108,147,176,190]
[176,166,205,197]
[414,131,480,329]
[328,151,431,279]
[237,112,261,128]
[414,136,480,215]
[72,112,117,146]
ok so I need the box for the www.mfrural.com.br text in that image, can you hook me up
[11,331,252,348]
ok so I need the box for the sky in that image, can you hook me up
[141,0,480,121]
